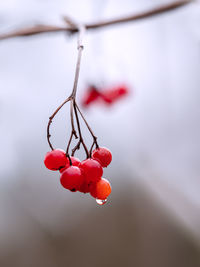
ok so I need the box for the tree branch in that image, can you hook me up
[0,0,194,41]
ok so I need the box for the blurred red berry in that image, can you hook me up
[90,178,111,200]
[117,85,128,96]
[60,166,84,192]
[101,90,117,104]
[101,85,129,105]
[59,156,81,173]
[81,84,129,108]
[92,147,112,167]
[82,86,101,107]
[44,149,67,171]
[80,158,103,183]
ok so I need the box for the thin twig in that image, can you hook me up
[63,15,77,29]
[70,99,78,139]
[0,0,194,41]
[66,132,73,154]
[47,96,71,150]
[73,101,89,158]
[71,140,81,156]
[75,103,98,148]
[71,40,84,98]
[89,141,96,158]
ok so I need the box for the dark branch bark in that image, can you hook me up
[0,0,194,41]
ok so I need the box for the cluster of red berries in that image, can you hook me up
[82,84,129,107]
[44,147,112,204]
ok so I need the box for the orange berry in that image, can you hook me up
[90,178,111,200]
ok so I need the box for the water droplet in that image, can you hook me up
[96,198,107,205]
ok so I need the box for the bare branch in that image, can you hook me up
[0,0,194,41]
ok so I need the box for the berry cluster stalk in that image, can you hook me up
[47,24,98,160]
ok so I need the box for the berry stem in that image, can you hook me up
[66,99,78,155]
[75,103,99,149]
[66,131,73,155]
[73,100,89,158]
[47,95,71,150]
[71,26,84,99]
[70,98,78,139]
[46,22,96,158]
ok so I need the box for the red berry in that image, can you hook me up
[59,156,81,173]
[60,166,84,192]
[80,158,103,183]
[101,88,119,104]
[117,85,128,96]
[101,85,129,105]
[44,149,67,171]
[71,157,81,166]
[78,180,91,194]
[78,169,91,193]
[90,178,111,200]
[92,147,112,167]
[82,86,101,107]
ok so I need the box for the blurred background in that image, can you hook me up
[0,0,200,266]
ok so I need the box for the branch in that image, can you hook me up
[0,0,194,41]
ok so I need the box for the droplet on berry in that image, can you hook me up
[92,147,112,167]
[90,178,111,200]
[60,166,84,191]
[96,198,107,205]
[44,149,67,171]
[80,158,103,183]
